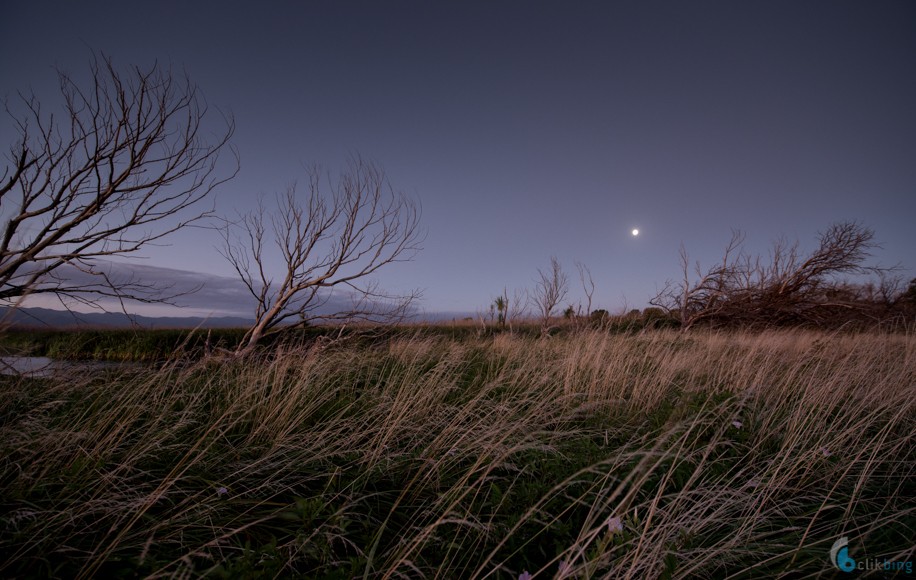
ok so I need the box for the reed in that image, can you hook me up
[1,328,912,578]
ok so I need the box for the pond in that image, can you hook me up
[0,356,60,378]
[0,356,138,378]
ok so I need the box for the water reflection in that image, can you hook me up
[0,356,136,378]
[0,356,60,377]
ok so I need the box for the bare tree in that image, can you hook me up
[220,158,423,355]
[575,261,595,317]
[651,222,893,329]
[0,54,236,309]
[650,230,745,329]
[532,256,568,335]
[504,287,529,333]
[572,260,597,330]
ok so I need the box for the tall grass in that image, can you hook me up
[1,329,913,578]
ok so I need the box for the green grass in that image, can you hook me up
[0,311,680,362]
[0,327,324,361]
[0,328,913,578]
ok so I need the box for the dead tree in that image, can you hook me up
[743,223,892,326]
[0,54,236,309]
[504,287,529,333]
[219,159,423,356]
[574,260,597,330]
[532,256,568,335]
[651,222,891,329]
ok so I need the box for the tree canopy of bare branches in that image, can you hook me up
[650,222,897,329]
[220,158,423,355]
[0,54,236,310]
[532,256,568,335]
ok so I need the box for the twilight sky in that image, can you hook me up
[2,1,915,318]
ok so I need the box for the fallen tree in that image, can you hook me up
[650,222,902,329]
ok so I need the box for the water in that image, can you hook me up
[0,356,61,378]
[0,356,137,378]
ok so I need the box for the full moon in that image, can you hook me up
[632,229,639,236]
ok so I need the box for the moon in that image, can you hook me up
[632,228,639,237]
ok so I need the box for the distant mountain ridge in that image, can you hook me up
[0,306,254,329]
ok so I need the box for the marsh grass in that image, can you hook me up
[0,328,250,362]
[0,329,913,578]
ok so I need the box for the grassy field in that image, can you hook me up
[0,328,913,578]
[0,328,253,362]
[0,314,673,363]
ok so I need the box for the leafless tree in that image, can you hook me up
[510,288,529,325]
[500,287,529,333]
[532,256,568,335]
[575,261,595,317]
[0,54,236,310]
[650,230,745,329]
[650,222,894,329]
[570,260,598,330]
[219,158,423,356]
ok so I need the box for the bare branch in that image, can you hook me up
[220,157,423,355]
[574,260,596,330]
[651,221,896,329]
[532,256,568,335]
[0,52,237,308]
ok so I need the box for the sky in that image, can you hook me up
[2,1,915,319]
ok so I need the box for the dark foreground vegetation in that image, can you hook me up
[1,328,913,578]
[0,327,262,362]
[0,313,675,363]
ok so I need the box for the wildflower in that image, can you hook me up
[217,486,228,496]
[731,420,743,429]
[820,447,832,457]
[518,572,532,580]
[744,479,759,489]
[557,561,571,576]
[606,516,623,533]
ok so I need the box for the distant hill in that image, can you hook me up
[0,306,253,329]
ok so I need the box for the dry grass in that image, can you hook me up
[0,328,913,578]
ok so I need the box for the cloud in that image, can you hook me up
[13,260,407,320]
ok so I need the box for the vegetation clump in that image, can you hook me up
[1,328,912,577]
